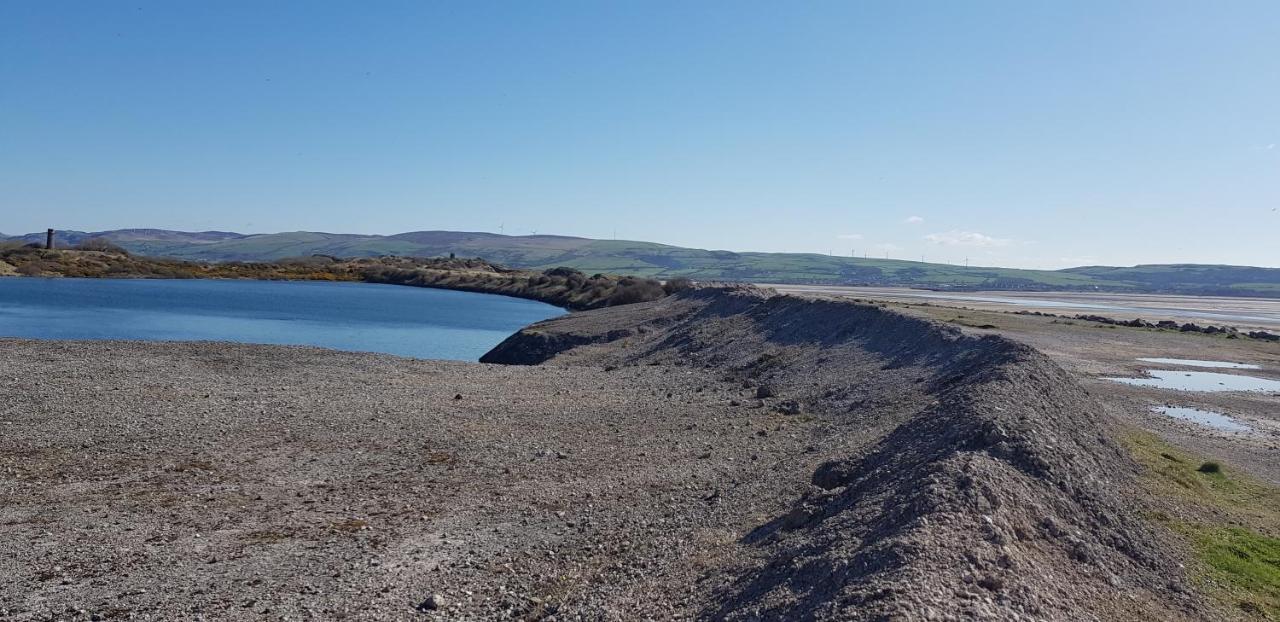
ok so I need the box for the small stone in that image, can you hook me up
[417,594,446,611]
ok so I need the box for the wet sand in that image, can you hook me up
[767,284,1280,331]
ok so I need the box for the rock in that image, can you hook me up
[781,506,816,530]
[776,400,802,415]
[811,460,855,490]
[976,576,1004,592]
[1041,516,1065,537]
[418,594,446,611]
[755,385,775,399]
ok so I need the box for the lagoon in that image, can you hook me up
[0,278,564,361]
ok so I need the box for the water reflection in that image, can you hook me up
[1106,370,1280,393]
[1153,406,1251,432]
[1136,357,1261,370]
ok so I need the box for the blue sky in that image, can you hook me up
[2,1,1277,269]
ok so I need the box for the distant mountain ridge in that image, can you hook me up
[5,228,1279,297]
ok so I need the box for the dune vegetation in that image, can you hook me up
[0,244,677,310]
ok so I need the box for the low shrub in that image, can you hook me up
[663,276,695,294]
[16,261,47,276]
[607,277,665,306]
[75,237,130,255]
[1198,461,1223,474]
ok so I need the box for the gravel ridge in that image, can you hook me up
[486,286,1208,620]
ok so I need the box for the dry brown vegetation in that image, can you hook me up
[358,258,669,309]
[0,247,671,310]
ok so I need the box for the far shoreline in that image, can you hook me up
[0,248,682,311]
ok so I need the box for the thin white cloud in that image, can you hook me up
[836,233,864,240]
[1267,143,1277,150]
[904,216,924,224]
[872,242,901,252]
[924,230,1013,248]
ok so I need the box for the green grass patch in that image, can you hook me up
[1124,429,1280,618]
[1123,430,1280,520]
[1182,525,1280,619]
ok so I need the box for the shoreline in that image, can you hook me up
[0,249,675,311]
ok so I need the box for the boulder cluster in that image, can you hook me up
[1017,310,1279,341]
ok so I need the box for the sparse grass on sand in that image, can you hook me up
[1126,430,1280,619]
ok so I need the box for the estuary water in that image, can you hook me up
[0,278,564,361]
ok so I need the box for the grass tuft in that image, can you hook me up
[1199,461,1224,474]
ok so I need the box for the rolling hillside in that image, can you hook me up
[5,228,1279,296]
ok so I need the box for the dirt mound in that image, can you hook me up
[484,286,1205,620]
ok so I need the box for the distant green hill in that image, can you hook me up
[6,228,1279,296]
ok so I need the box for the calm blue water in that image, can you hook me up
[0,278,564,361]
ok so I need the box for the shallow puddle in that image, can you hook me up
[1153,406,1252,432]
[1106,370,1280,393]
[1136,357,1261,370]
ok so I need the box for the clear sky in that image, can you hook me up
[2,1,1277,269]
